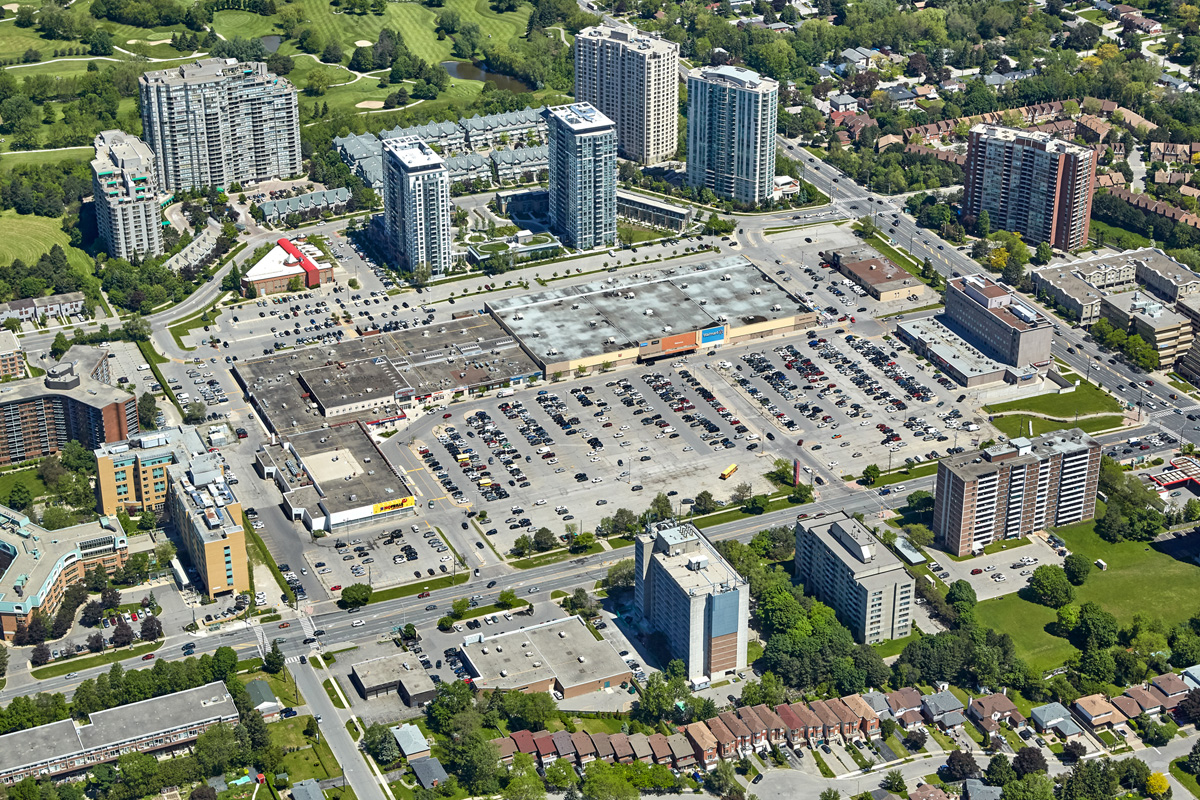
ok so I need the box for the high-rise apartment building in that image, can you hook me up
[139,58,301,192]
[945,275,1054,368]
[545,103,617,250]
[934,429,1101,557]
[963,124,1096,251]
[91,131,163,261]
[381,137,453,276]
[686,66,778,205]
[794,512,914,644]
[633,520,749,685]
[575,26,678,166]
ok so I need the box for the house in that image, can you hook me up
[898,709,925,730]
[842,694,881,738]
[1125,14,1162,32]
[686,722,719,770]
[552,731,576,764]
[862,691,894,721]
[809,700,844,742]
[1075,695,1121,730]
[1161,73,1192,93]
[705,716,738,758]
[1125,685,1164,715]
[390,724,431,761]
[245,680,281,720]
[1077,114,1112,143]
[1031,702,1084,739]
[911,784,952,800]
[968,693,1024,729]
[590,732,615,763]
[1112,695,1144,722]
[738,706,769,751]
[886,86,918,110]
[1153,673,1190,706]
[411,757,450,789]
[922,691,965,725]
[829,94,859,113]
[753,704,787,745]
[827,698,861,739]
[877,134,904,151]
[533,732,557,766]
[572,731,597,765]
[1185,663,1200,690]
[887,687,922,716]
[790,702,824,745]
[719,711,751,752]
[629,732,653,763]
[775,703,806,746]
[840,47,881,69]
[648,733,672,765]
[609,733,633,764]
[667,733,696,769]
[491,737,517,766]
[963,779,1004,800]
[291,780,324,800]
[511,729,537,755]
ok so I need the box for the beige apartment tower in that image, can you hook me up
[575,26,678,166]
[91,131,164,261]
[933,429,1101,557]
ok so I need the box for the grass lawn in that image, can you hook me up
[169,305,225,351]
[977,511,1200,670]
[323,677,346,709]
[0,467,48,499]
[326,787,358,800]
[872,628,922,658]
[211,0,532,68]
[748,639,764,664]
[1090,219,1151,250]
[366,572,468,603]
[273,715,343,781]
[1,147,93,170]
[1079,8,1111,20]
[578,716,627,735]
[31,640,162,679]
[990,414,1125,438]
[240,667,304,707]
[0,209,94,274]
[1172,759,1200,799]
[927,725,957,751]
[811,749,835,778]
[510,541,604,568]
[985,380,1121,417]
[618,222,665,245]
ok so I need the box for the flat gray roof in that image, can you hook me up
[898,317,1011,381]
[286,422,410,515]
[941,428,1097,480]
[0,682,237,774]
[1032,266,1104,306]
[461,615,630,692]
[486,256,806,362]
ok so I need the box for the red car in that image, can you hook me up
[418,591,431,598]
[331,585,342,591]
[1146,380,1155,387]
[279,622,290,628]
[442,413,453,419]
[142,654,156,661]
[970,568,983,575]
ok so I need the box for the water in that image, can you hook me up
[261,35,282,53]
[439,60,533,93]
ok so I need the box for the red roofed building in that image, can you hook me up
[242,238,334,296]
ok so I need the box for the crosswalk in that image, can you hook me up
[1148,406,1200,420]
[252,624,268,660]
[298,613,316,639]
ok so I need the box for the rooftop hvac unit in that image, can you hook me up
[482,647,489,654]
[558,630,566,638]
[500,669,507,677]
[578,656,585,663]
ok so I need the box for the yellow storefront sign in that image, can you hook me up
[373,496,416,514]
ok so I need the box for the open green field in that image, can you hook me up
[990,414,1125,438]
[0,209,93,272]
[31,640,162,678]
[273,715,343,782]
[984,380,1122,417]
[619,222,665,244]
[976,511,1200,671]
[0,467,48,500]
[211,0,533,66]
[239,667,304,707]
[0,147,92,171]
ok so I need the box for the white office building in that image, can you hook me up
[91,130,163,261]
[546,103,617,250]
[633,520,749,685]
[686,66,778,205]
[139,58,301,192]
[382,137,453,276]
[794,512,914,644]
[575,26,679,166]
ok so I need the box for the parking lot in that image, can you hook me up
[934,536,1064,601]
[300,520,469,596]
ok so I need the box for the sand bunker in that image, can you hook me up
[355,40,372,46]
[355,101,385,109]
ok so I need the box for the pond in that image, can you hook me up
[261,35,282,53]
[439,61,533,93]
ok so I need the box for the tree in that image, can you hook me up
[862,464,881,485]
[819,791,840,800]
[101,586,121,609]
[86,631,105,652]
[946,580,977,608]
[304,716,319,739]
[1035,241,1053,265]
[111,620,133,647]
[882,770,907,793]
[306,65,334,95]
[497,589,519,608]
[545,758,580,790]
[195,723,240,776]
[1147,772,1169,798]
[341,583,372,608]
[978,210,991,237]
[730,482,753,504]
[904,728,927,750]
[263,641,285,674]
[30,642,50,666]
[50,331,70,359]
[1028,565,1074,607]
[192,787,218,800]
[649,492,672,520]
[604,559,634,589]
[1002,773,1055,800]
[904,523,934,549]
[139,615,162,641]
[137,392,158,430]
[452,598,470,619]
[1063,553,1092,586]
[945,750,980,781]
[986,753,1018,787]
[6,479,31,510]
[154,540,176,568]
[1186,737,1200,773]
[533,527,556,551]
[1012,746,1048,777]
[364,722,400,764]
[1062,740,1086,763]
[582,761,638,800]
[693,490,718,514]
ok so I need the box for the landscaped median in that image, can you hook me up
[31,640,163,679]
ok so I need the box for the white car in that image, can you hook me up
[534,499,547,506]
[440,555,451,562]
[591,477,603,483]
[351,619,365,627]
